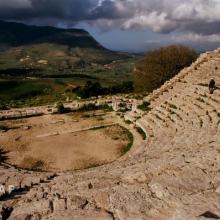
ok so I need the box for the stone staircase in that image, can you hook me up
[1,48,220,220]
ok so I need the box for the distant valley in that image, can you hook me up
[0,20,136,108]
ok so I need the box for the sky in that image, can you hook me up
[0,0,220,52]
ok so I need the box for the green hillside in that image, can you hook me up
[0,20,135,108]
[0,20,131,75]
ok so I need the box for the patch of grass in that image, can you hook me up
[22,156,46,171]
[31,160,45,171]
[120,127,134,155]
[138,101,151,112]
[136,127,147,140]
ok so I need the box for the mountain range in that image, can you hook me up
[0,20,129,76]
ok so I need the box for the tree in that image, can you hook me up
[134,45,197,93]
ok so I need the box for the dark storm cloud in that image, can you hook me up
[0,0,98,21]
[185,21,220,35]
[0,0,220,42]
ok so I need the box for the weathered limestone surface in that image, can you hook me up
[1,48,220,220]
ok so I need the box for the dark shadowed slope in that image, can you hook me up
[0,20,103,49]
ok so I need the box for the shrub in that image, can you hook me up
[56,102,65,113]
[136,127,147,140]
[138,101,151,111]
[31,160,45,171]
[80,103,113,112]
[75,80,134,98]
[22,156,45,171]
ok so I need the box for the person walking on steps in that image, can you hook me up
[209,79,216,94]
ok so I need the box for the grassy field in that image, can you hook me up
[0,58,135,108]
[0,78,66,107]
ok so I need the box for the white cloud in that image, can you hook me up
[172,0,220,22]
[93,0,220,35]
[122,12,176,32]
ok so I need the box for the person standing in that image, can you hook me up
[209,79,216,94]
